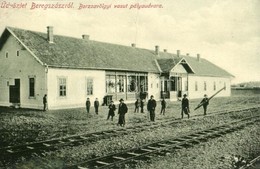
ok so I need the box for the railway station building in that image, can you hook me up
[0,26,234,109]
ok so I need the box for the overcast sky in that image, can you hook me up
[0,0,259,84]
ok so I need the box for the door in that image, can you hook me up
[9,79,20,103]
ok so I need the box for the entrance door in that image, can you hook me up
[160,80,170,99]
[9,79,20,103]
[177,77,182,97]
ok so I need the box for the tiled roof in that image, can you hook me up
[156,57,182,72]
[2,27,234,77]
[183,56,234,77]
[6,27,160,73]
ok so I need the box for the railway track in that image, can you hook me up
[65,115,260,169]
[0,106,259,163]
[239,155,260,169]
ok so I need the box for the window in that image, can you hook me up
[106,75,116,93]
[116,75,125,93]
[17,51,20,57]
[87,78,93,95]
[213,81,216,91]
[170,77,177,91]
[204,81,207,91]
[140,75,148,92]
[29,77,35,97]
[195,81,198,91]
[106,72,148,93]
[128,75,137,92]
[5,52,8,58]
[59,78,67,97]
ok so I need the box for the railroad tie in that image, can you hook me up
[147,146,160,150]
[92,134,100,137]
[78,166,88,169]
[173,145,183,149]
[113,130,122,133]
[175,138,189,142]
[102,132,111,135]
[6,149,14,153]
[42,143,51,147]
[112,156,126,160]
[127,152,140,156]
[95,160,110,165]
[26,146,34,150]
[183,136,193,139]
[168,140,180,144]
[141,148,153,152]
[157,143,170,147]
[79,136,88,139]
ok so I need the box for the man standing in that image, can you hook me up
[181,94,190,119]
[86,98,91,113]
[134,99,140,113]
[94,98,99,115]
[118,98,128,127]
[140,99,144,113]
[160,98,166,115]
[43,94,47,111]
[147,95,156,121]
[200,94,209,115]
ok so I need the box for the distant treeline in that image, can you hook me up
[231,87,260,90]
[232,81,260,89]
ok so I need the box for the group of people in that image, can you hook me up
[107,98,128,127]
[42,93,209,126]
[181,94,209,119]
[86,98,100,114]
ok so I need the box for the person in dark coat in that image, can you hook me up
[140,99,144,113]
[86,98,91,113]
[117,98,128,127]
[160,98,166,115]
[200,94,209,115]
[181,94,190,119]
[43,94,47,111]
[147,95,156,121]
[107,101,116,121]
[134,99,140,113]
[94,98,99,115]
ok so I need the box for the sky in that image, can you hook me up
[0,0,259,84]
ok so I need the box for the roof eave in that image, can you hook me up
[47,65,160,73]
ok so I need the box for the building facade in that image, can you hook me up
[0,26,233,109]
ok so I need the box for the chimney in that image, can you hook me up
[186,53,189,56]
[177,50,180,57]
[163,49,167,53]
[47,26,54,43]
[197,54,201,61]
[131,43,136,48]
[82,34,90,40]
[155,45,159,55]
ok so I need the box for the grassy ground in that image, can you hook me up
[0,93,259,168]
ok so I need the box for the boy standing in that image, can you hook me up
[94,98,99,115]
[200,94,209,115]
[86,98,91,113]
[181,94,190,119]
